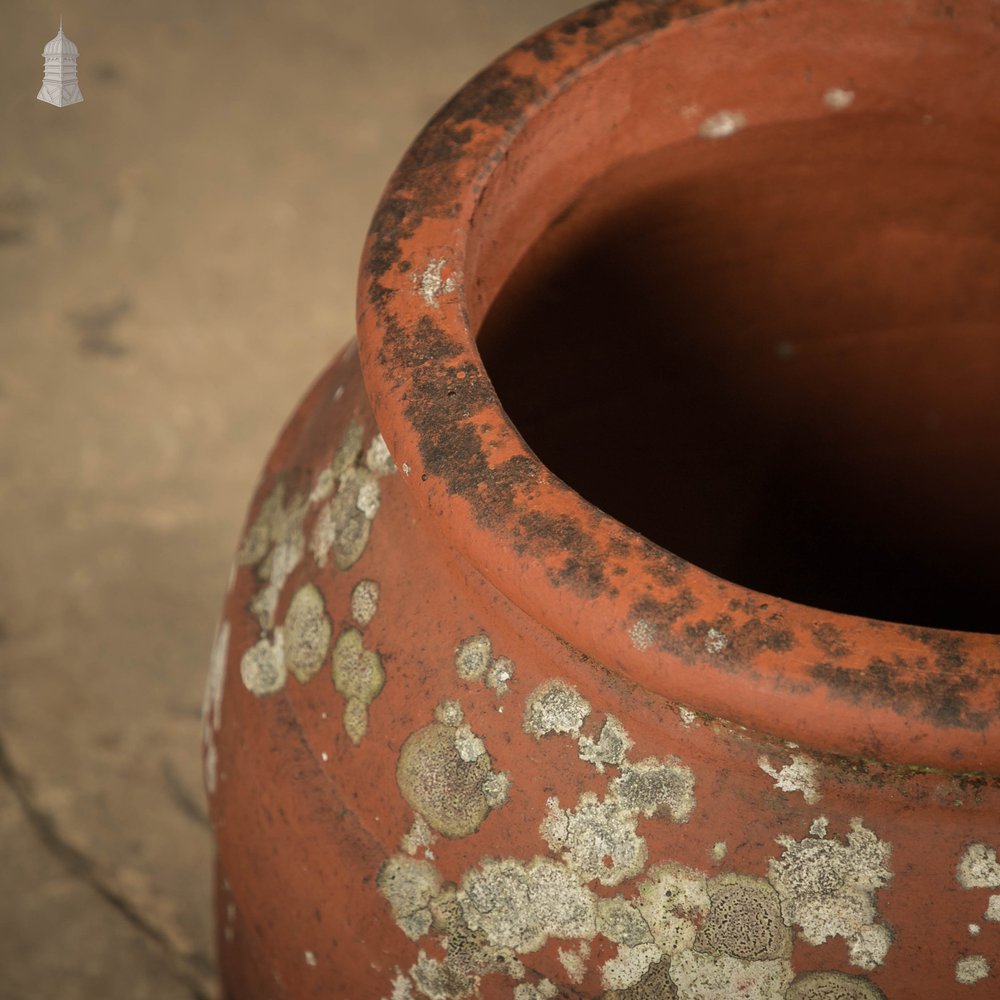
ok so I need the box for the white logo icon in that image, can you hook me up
[38,18,83,108]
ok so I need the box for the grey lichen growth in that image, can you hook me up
[513,982,557,1000]
[523,679,591,738]
[785,971,886,1000]
[986,895,1000,922]
[240,480,309,628]
[453,724,486,762]
[365,433,397,476]
[669,951,792,998]
[957,843,1000,888]
[558,943,588,984]
[956,955,991,985]
[695,874,791,961]
[758,754,821,805]
[310,421,386,571]
[637,863,710,956]
[601,956,677,999]
[485,656,515,696]
[482,771,511,809]
[610,757,696,823]
[768,818,892,969]
[454,634,492,681]
[377,856,441,941]
[396,722,492,838]
[434,699,464,727]
[629,619,655,652]
[283,583,331,683]
[409,950,474,1000]
[331,627,385,744]
[579,715,633,772]
[459,856,597,952]
[601,943,661,991]
[401,816,436,857]
[428,885,526,986]
[239,629,286,696]
[541,792,647,887]
[350,578,380,627]
[598,897,654,947]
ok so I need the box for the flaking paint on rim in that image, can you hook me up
[356,0,1000,774]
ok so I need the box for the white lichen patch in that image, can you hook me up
[365,433,396,476]
[541,792,648,887]
[810,817,829,838]
[331,627,385,744]
[351,579,380,627]
[202,622,230,795]
[824,87,855,110]
[578,715,633,772]
[523,679,591,738]
[558,945,587,984]
[637,863,711,956]
[401,815,436,857]
[383,971,415,1000]
[768,818,892,969]
[970,923,982,935]
[455,634,491,681]
[699,110,747,139]
[377,856,442,941]
[459,857,597,952]
[310,422,385,571]
[711,842,728,862]
[986,895,1000,922]
[847,924,892,971]
[629,618,655,651]
[670,950,793,1000]
[283,583,332,683]
[598,897,654,947]
[601,942,662,990]
[758,754,821,805]
[610,756,696,822]
[415,258,458,309]
[240,629,287,696]
[434,699,464,727]
[409,949,473,999]
[482,771,511,809]
[956,955,990,985]
[957,843,1000,888]
[454,724,486,763]
[203,742,218,796]
[304,950,317,967]
[240,481,309,629]
[485,656,514,696]
[513,982,557,1000]
[309,467,336,504]
[678,706,697,727]
[704,627,729,654]
[203,621,230,732]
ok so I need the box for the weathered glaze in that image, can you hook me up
[207,1,1000,996]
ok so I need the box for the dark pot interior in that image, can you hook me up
[478,94,1000,632]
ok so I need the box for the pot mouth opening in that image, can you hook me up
[360,0,1000,771]
[476,112,1000,636]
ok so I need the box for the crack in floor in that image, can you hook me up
[0,730,216,1000]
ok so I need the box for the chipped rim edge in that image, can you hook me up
[356,0,1000,774]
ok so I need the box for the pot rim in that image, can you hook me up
[356,0,1000,775]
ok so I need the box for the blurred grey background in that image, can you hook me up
[0,3,579,996]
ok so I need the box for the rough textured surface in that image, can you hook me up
[0,1,579,995]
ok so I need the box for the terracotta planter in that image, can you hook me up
[205,1,1000,997]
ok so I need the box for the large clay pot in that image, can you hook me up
[205,1,1000,996]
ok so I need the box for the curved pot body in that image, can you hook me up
[206,2,1000,997]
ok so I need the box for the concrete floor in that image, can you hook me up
[0,3,579,996]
